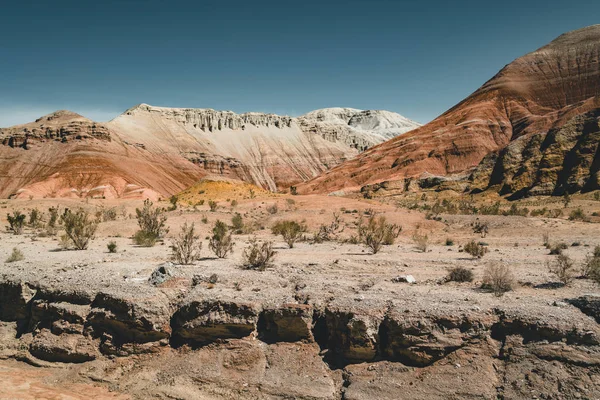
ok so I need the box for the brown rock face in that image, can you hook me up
[298,25,600,196]
[0,105,417,198]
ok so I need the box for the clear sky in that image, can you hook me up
[1,0,599,127]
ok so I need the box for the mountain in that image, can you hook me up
[0,104,419,198]
[298,25,600,198]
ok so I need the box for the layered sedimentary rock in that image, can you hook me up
[0,104,418,198]
[298,25,600,197]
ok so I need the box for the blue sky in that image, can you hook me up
[1,0,599,127]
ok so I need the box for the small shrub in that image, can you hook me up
[547,254,576,285]
[28,208,43,228]
[230,199,238,208]
[582,246,600,283]
[445,238,455,246]
[542,232,550,247]
[231,213,244,233]
[482,262,514,296]
[569,207,586,221]
[209,220,234,258]
[272,220,307,249]
[201,214,208,224]
[107,241,118,253]
[242,237,276,271]
[447,266,474,282]
[98,206,118,222]
[464,240,487,258]
[314,213,346,243]
[5,247,24,263]
[134,199,168,247]
[7,211,26,235]
[61,209,98,250]
[267,204,279,214]
[473,221,489,238]
[171,222,203,264]
[412,232,429,252]
[168,195,178,211]
[358,215,401,254]
[549,242,568,255]
[208,200,218,212]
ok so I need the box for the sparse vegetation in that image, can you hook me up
[5,247,24,263]
[171,222,203,264]
[242,237,276,271]
[473,221,489,238]
[482,262,514,296]
[447,266,474,282]
[313,213,345,243]
[209,220,234,258]
[208,200,218,212]
[272,220,306,248]
[231,213,244,233]
[107,241,117,253]
[445,238,455,246]
[412,232,429,252]
[28,208,43,228]
[267,204,279,214]
[582,246,600,284]
[549,242,568,255]
[60,209,98,250]
[6,211,26,235]
[569,207,587,221]
[547,253,576,285]
[134,199,168,247]
[358,215,402,254]
[464,240,487,258]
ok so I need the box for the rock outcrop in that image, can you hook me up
[298,25,600,197]
[0,104,418,198]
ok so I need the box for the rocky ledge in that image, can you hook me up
[1,277,599,399]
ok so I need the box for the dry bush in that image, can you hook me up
[313,212,345,243]
[473,221,489,238]
[267,204,279,215]
[447,266,474,282]
[171,222,203,264]
[464,240,487,258]
[482,262,514,296]
[6,247,24,263]
[547,253,576,285]
[412,232,429,252]
[208,200,218,212]
[242,237,276,271]
[272,220,306,248]
[568,207,586,221]
[6,211,26,235]
[548,242,568,255]
[358,215,402,254]
[230,199,238,208]
[134,199,168,247]
[61,209,98,250]
[209,220,234,258]
[582,246,600,284]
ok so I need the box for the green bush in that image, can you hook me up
[231,213,244,233]
[134,199,168,247]
[272,220,306,248]
[7,211,26,235]
[61,209,98,250]
[107,241,117,253]
[209,220,234,258]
